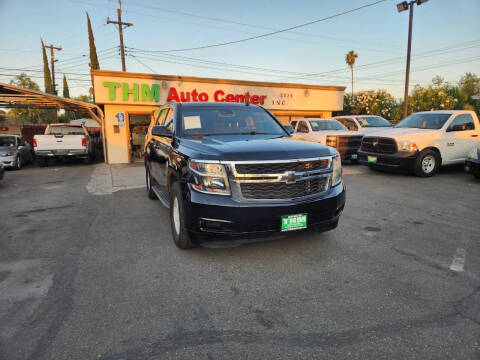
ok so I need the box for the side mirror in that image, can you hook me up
[284,125,294,134]
[152,125,173,138]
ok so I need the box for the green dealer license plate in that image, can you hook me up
[351,154,358,160]
[367,156,377,163]
[281,214,307,231]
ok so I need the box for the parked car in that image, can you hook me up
[33,124,95,166]
[145,102,346,249]
[334,115,392,134]
[289,118,363,162]
[0,163,4,181]
[0,134,33,170]
[357,110,480,177]
[465,146,480,179]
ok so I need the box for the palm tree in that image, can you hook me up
[345,50,358,96]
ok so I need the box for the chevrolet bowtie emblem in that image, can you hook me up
[283,171,298,184]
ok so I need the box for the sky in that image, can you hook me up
[0,0,479,98]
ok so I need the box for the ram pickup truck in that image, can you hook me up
[145,102,346,249]
[290,118,363,162]
[357,110,480,176]
[33,124,95,166]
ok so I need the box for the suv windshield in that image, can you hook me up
[357,116,391,127]
[395,113,451,129]
[46,126,85,135]
[0,136,15,146]
[181,106,287,137]
[309,120,347,131]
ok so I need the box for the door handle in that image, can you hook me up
[472,134,478,137]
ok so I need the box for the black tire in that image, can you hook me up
[474,173,480,180]
[146,167,158,200]
[351,158,359,165]
[170,181,196,249]
[413,149,440,177]
[14,155,21,170]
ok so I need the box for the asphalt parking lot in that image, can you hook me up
[0,162,479,359]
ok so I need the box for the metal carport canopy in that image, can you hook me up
[0,81,107,162]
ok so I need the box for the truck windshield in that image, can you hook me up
[357,116,391,127]
[0,136,15,146]
[181,107,287,137]
[395,113,451,129]
[46,126,85,135]
[309,120,347,131]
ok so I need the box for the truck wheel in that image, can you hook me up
[170,182,196,249]
[414,150,440,177]
[14,155,21,170]
[146,167,158,200]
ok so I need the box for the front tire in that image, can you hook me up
[170,182,196,249]
[413,150,440,177]
[14,155,21,170]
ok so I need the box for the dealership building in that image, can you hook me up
[92,70,345,164]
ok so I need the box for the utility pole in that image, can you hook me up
[44,44,62,95]
[396,0,428,119]
[107,0,133,72]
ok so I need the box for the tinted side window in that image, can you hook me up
[448,114,475,131]
[344,119,358,131]
[290,120,298,129]
[18,138,26,146]
[297,121,309,133]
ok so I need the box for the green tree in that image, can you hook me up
[9,73,45,123]
[458,72,480,103]
[86,12,100,70]
[41,39,53,94]
[63,75,70,98]
[345,50,358,96]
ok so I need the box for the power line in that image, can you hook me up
[132,0,387,53]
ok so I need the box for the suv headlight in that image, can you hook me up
[397,141,418,152]
[468,147,479,160]
[188,160,231,195]
[331,154,342,187]
[1,151,16,157]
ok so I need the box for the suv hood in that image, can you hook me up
[179,135,334,161]
[365,127,441,140]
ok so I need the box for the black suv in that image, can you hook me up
[145,102,346,249]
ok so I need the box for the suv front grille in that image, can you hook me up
[240,177,329,200]
[235,159,329,174]
[361,137,397,154]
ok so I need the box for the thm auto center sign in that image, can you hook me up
[92,72,344,111]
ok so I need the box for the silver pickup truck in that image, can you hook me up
[33,124,95,166]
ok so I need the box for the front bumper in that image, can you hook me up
[337,146,360,161]
[357,150,418,172]
[465,158,480,177]
[184,183,346,236]
[0,155,16,168]
[35,149,88,157]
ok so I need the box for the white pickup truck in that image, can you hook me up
[33,124,95,166]
[290,118,363,162]
[357,110,480,176]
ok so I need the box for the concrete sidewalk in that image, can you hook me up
[86,163,145,195]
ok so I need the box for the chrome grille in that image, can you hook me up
[240,177,329,200]
[235,159,330,174]
[230,157,332,200]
